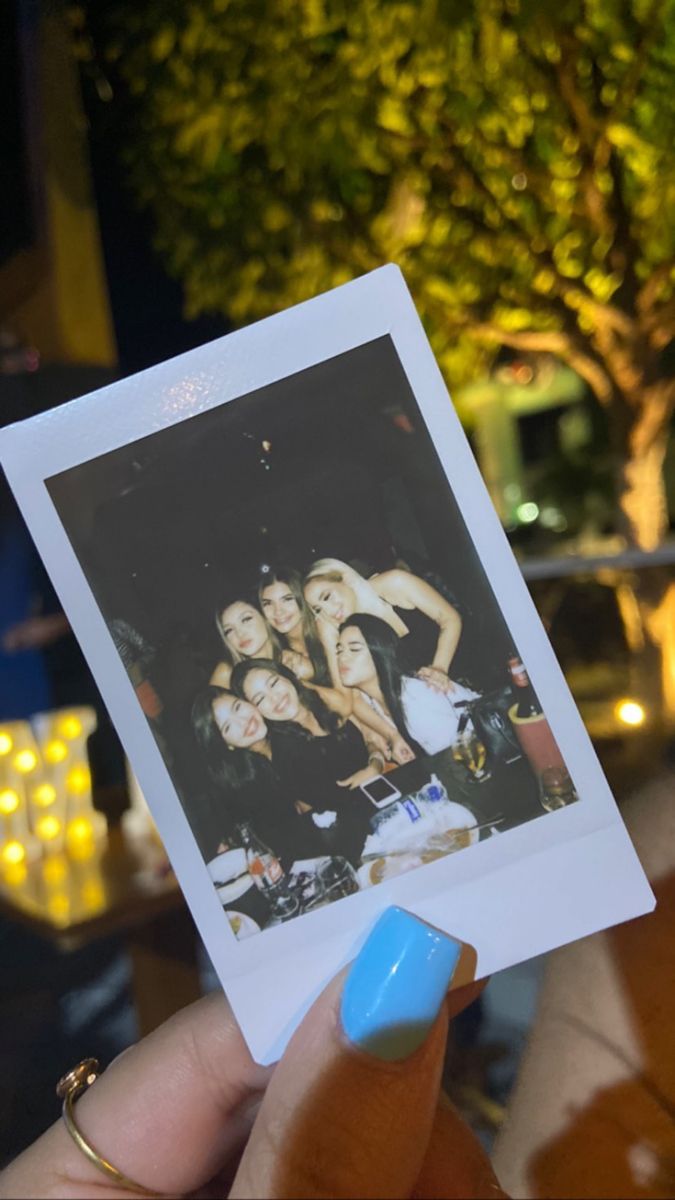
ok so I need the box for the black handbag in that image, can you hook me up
[455,685,521,768]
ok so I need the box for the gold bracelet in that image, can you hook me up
[57,1060,161,1196]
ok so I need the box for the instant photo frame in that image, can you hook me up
[0,266,653,1062]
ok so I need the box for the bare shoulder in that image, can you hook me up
[372,568,415,604]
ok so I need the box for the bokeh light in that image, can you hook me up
[66,764,91,796]
[32,783,57,808]
[516,501,539,524]
[1,840,26,865]
[0,788,20,815]
[44,740,68,764]
[3,860,27,887]
[14,749,38,774]
[42,854,68,886]
[35,814,62,842]
[57,715,83,740]
[615,699,646,728]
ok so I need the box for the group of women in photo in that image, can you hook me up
[191,558,481,868]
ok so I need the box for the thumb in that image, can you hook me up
[231,907,462,1199]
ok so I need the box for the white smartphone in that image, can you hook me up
[359,774,402,809]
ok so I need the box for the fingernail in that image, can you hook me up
[340,906,461,1062]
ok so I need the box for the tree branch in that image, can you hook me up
[637,259,675,315]
[463,321,614,404]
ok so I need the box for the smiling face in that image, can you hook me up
[220,601,269,658]
[242,667,301,722]
[304,577,356,626]
[260,580,302,636]
[211,693,267,749]
[336,625,378,688]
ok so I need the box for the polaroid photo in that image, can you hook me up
[0,266,653,1063]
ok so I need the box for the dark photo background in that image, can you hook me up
[47,336,518,855]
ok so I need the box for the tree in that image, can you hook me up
[91,0,675,707]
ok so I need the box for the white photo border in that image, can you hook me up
[0,265,653,1062]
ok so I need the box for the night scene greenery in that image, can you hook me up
[94,0,675,553]
[79,0,675,713]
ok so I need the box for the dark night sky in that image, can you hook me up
[79,7,229,377]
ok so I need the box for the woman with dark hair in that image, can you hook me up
[257,564,331,685]
[231,659,377,864]
[336,614,479,758]
[210,598,281,689]
[304,557,462,692]
[191,686,322,867]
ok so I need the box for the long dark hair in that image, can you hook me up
[231,657,342,740]
[214,596,281,667]
[338,613,423,754]
[256,564,331,686]
[191,686,274,793]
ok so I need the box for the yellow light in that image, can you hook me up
[43,854,68,885]
[2,839,26,865]
[66,764,91,796]
[4,861,27,887]
[14,749,38,774]
[0,732,13,756]
[615,699,646,728]
[44,739,68,764]
[68,836,96,862]
[32,783,57,808]
[57,715,83,740]
[47,892,70,923]
[0,788,20,815]
[67,816,94,843]
[81,878,105,912]
[35,814,62,842]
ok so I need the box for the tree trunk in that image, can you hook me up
[614,401,671,552]
[612,391,675,730]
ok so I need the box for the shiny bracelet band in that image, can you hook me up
[56,1059,161,1196]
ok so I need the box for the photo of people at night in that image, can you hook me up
[47,335,578,939]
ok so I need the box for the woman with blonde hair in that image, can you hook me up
[304,557,462,692]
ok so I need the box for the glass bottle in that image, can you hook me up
[237,822,298,919]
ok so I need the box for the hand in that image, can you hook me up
[391,735,416,764]
[216,840,231,854]
[2,613,70,653]
[281,648,313,681]
[0,908,505,1199]
[337,764,381,790]
[295,800,313,815]
[418,665,454,694]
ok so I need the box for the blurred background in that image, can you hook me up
[1,0,673,1180]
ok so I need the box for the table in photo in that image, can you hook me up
[219,747,545,935]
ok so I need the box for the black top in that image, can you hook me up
[189,777,326,870]
[270,720,373,865]
[392,604,439,674]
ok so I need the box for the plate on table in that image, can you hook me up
[358,800,479,887]
[227,911,260,940]
[432,801,479,845]
[207,848,252,904]
[216,874,254,905]
[208,847,247,883]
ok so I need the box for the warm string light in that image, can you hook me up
[0,709,103,893]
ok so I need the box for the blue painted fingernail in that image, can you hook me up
[340,906,462,1062]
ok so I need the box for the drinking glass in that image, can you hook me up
[539,766,577,812]
[451,727,491,782]
[316,857,359,902]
